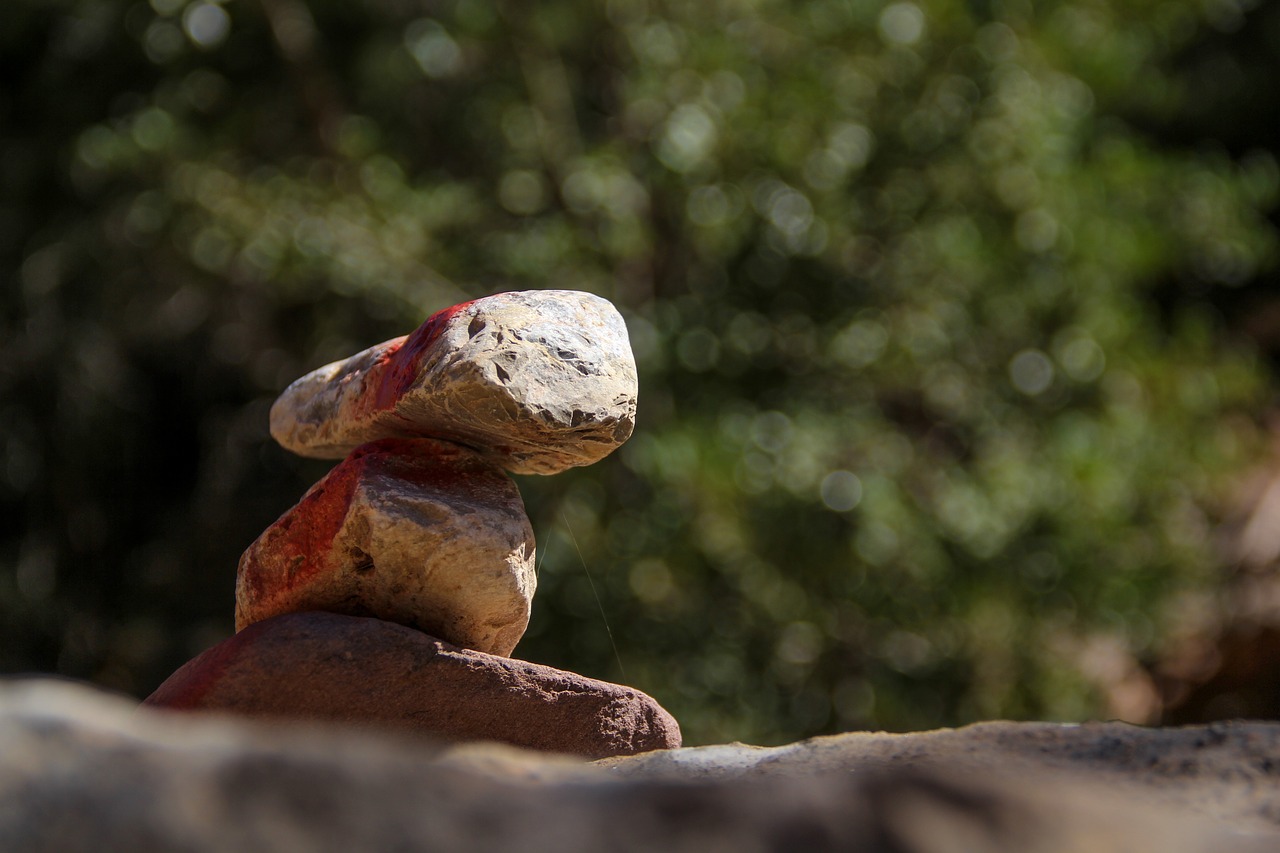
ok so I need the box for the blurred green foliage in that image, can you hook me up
[2,0,1278,744]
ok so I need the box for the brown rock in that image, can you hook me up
[235,438,535,656]
[268,290,638,475]
[143,611,682,760]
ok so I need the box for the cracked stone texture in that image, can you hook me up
[5,678,1280,852]
[144,611,682,760]
[235,438,535,656]
[268,290,638,475]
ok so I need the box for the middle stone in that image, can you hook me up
[236,437,536,657]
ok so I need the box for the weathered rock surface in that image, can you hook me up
[235,438,534,656]
[144,611,681,759]
[5,678,1280,852]
[601,721,1280,825]
[269,290,638,475]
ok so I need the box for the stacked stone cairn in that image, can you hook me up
[144,290,681,759]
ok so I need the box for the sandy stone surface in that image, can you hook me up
[144,612,681,760]
[3,678,1279,851]
[600,719,1280,832]
[269,290,638,475]
[235,438,535,656]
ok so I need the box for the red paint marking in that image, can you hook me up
[348,338,406,422]
[241,458,362,602]
[373,337,406,366]
[239,436,509,613]
[369,301,473,413]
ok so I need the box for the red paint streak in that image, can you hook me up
[368,301,473,414]
[346,337,405,423]
[239,436,511,615]
[241,458,362,602]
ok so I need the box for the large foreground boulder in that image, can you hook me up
[3,678,1279,852]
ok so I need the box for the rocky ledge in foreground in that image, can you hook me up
[4,679,1280,853]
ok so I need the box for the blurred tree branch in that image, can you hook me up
[500,2,583,211]
[257,0,345,153]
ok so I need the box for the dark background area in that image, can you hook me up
[3,0,1280,744]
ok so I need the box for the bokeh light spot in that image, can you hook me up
[821,470,864,512]
[776,621,824,666]
[1056,335,1106,382]
[1009,349,1055,395]
[879,2,925,45]
[183,3,230,49]
[676,327,720,372]
[405,19,463,78]
[499,170,549,215]
[657,104,716,173]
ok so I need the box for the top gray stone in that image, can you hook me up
[269,290,638,475]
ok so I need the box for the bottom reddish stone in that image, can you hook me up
[142,612,681,760]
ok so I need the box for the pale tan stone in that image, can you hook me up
[235,438,535,656]
[269,290,638,475]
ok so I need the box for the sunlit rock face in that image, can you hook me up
[149,290,677,763]
[234,437,536,656]
[269,290,638,476]
[5,680,1280,853]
